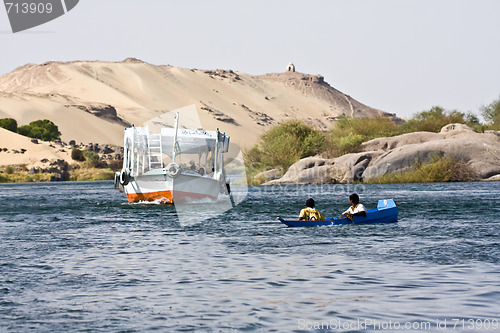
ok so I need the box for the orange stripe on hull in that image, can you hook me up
[126,190,218,204]
[126,190,173,204]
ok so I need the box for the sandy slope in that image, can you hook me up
[0,59,394,167]
[0,93,125,146]
[0,127,72,166]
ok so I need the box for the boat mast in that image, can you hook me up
[131,125,136,176]
[172,113,179,163]
[214,128,219,177]
[220,132,225,173]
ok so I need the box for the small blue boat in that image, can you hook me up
[277,199,398,227]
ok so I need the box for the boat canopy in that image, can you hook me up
[160,128,230,156]
[125,127,229,155]
[123,125,230,176]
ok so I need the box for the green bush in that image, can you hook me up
[339,132,364,152]
[335,116,402,139]
[71,148,85,161]
[244,145,263,166]
[68,167,115,181]
[481,95,500,130]
[5,166,14,174]
[322,116,401,158]
[17,119,61,141]
[244,120,325,170]
[323,132,364,157]
[16,125,30,137]
[83,150,100,168]
[403,106,480,133]
[0,118,18,132]
[364,155,478,184]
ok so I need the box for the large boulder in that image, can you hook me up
[485,174,500,181]
[440,123,477,134]
[363,125,500,179]
[264,157,335,185]
[330,151,384,183]
[361,131,443,152]
[253,168,285,184]
[263,152,384,185]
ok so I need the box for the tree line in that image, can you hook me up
[0,118,61,141]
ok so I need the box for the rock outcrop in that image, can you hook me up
[264,124,500,184]
[253,168,284,184]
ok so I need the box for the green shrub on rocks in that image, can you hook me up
[403,106,480,133]
[364,155,478,184]
[244,120,324,170]
[323,116,401,158]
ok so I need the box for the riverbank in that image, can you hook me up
[0,163,116,183]
[0,126,121,183]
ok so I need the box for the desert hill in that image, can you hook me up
[0,59,394,155]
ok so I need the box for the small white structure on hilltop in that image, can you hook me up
[287,63,295,72]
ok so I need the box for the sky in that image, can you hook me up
[1,0,499,120]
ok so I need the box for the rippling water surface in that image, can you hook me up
[1,181,499,332]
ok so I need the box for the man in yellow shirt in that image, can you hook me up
[299,198,326,221]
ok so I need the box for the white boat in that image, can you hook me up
[114,113,230,204]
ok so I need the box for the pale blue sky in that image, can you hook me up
[1,0,499,119]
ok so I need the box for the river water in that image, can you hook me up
[1,181,499,332]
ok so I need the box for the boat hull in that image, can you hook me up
[124,172,220,204]
[278,199,398,227]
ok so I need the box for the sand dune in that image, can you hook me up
[0,127,72,166]
[0,59,395,167]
